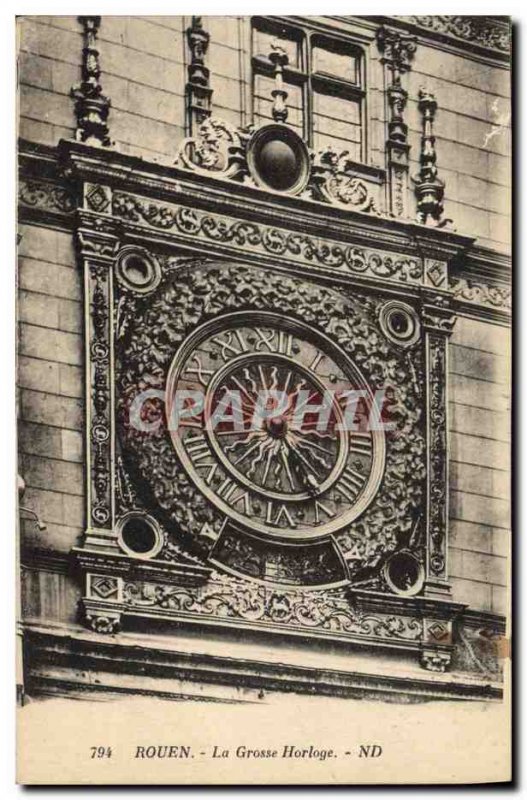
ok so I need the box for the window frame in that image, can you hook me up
[251,17,367,161]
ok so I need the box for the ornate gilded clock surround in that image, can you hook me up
[55,138,477,672]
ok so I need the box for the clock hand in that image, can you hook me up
[285,439,320,491]
[295,439,332,470]
[279,443,296,491]
[261,441,279,486]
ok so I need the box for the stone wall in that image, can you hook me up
[406,44,511,251]
[448,316,510,615]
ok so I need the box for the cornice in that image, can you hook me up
[56,138,475,264]
[351,15,510,66]
[21,548,70,574]
[454,243,512,284]
[18,139,512,321]
[72,547,212,586]
[461,609,507,635]
[22,622,504,702]
[450,244,512,324]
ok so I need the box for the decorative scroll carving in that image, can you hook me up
[413,90,446,226]
[112,191,423,282]
[450,277,511,312]
[173,108,384,214]
[186,16,212,134]
[123,578,423,642]
[400,15,510,55]
[71,16,111,147]
[376,26,416,218]
[19,179,76,214]
[89,264,112,527]
[426,334,448,581]
[311,149,376,212]
[422,296,456,334]
[175,117,246,178]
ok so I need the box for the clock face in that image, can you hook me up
[166,311,385,540]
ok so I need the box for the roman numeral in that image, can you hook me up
[254,328,294,356]
[266,501,295,528]
[349,432,373,456]
[211,330,248,360]
[314,499,335,524]
[345,542,362,561]
[185,434,210,463]
[195,462,218,485]
[335,466,364,503]
[185,434,220,484]
[183,355,214,386]
[309,351,324,371]
[216,478,252,514]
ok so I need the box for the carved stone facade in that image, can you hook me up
[53,135,480,678]
[17,15,510,705]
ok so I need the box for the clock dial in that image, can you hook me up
[166,311,385,540]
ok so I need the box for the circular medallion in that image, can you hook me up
[116,246,161,294]
[117,511,163,559]
[247,124,310,195]
[379,300,420,347]
[166,311,385,540]
[383,549,425,596]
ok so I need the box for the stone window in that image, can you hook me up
[252,17,365,162]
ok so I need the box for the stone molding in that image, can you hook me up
[22,622,503,702]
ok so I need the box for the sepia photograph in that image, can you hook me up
[14,8,512,785]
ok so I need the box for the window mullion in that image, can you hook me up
[305,31,313,148]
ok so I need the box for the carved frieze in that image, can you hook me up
[210,528,348,587]
[112,191,422,283]
[450,277,511,313]
[18,178,76,215]
[123,577,424,642]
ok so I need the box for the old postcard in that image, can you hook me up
[16,12,511,785]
